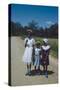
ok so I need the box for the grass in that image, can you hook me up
[49,38,58,58]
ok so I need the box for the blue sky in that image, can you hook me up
[11,4,58,28]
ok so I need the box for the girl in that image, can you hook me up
[34,42,41,75]
[41,38,51,78]
[23,29,35,75]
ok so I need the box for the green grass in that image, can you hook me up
[49,38,58,58]
[34,37,58,58]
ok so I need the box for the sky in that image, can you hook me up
[10,4,58,28]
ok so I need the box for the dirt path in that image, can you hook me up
[11,37,58,86]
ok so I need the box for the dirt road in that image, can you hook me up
[11,37,58,86]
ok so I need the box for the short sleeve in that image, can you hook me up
[32,38,35,45]
[41,45,51,51]
[41,45,44,49]
[47,45,51,50]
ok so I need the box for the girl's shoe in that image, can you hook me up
[29,72,31,76]
[28,69,31,76]
[25,69,29,76]
[37,69,41,75]
[25,72,29,76]
[37,72,40,75]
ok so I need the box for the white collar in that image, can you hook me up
[42,45,50,51]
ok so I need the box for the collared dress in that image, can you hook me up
[34,47,41,67]
[41,45,50,66]
[23,37,35,64]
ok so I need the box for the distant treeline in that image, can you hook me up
[9,20,58,38]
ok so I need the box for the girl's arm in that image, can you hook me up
[25,40,28,47]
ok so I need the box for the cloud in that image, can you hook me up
[46,21,54,25]
[45,21,55,28]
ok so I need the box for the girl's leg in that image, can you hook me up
[43,65,45,75]
[30,63,31,71]
[27,64,29,69]
[46,65,48,72]
[26,64,29,74]
[35,66,36,71]
[37,66,41,75]
[28,63,31,75]
[34,56,37,72]
[45,65,48,78]
[34,66,37,74]
[43,65,45,72]
[38,66,40,72]
[38,58,40,71]
[26,64,31,75]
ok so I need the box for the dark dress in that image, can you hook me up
[41,46,50,66]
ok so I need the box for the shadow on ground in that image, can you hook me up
[26,70,54,76]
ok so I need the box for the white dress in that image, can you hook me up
[34,48,41,67]
[23,37,35,64]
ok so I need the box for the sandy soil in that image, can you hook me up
[11,37,58,86]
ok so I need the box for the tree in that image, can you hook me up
[49,23,58,38]
[28,20,39,30]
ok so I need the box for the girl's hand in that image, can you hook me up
[25,40,28,47]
